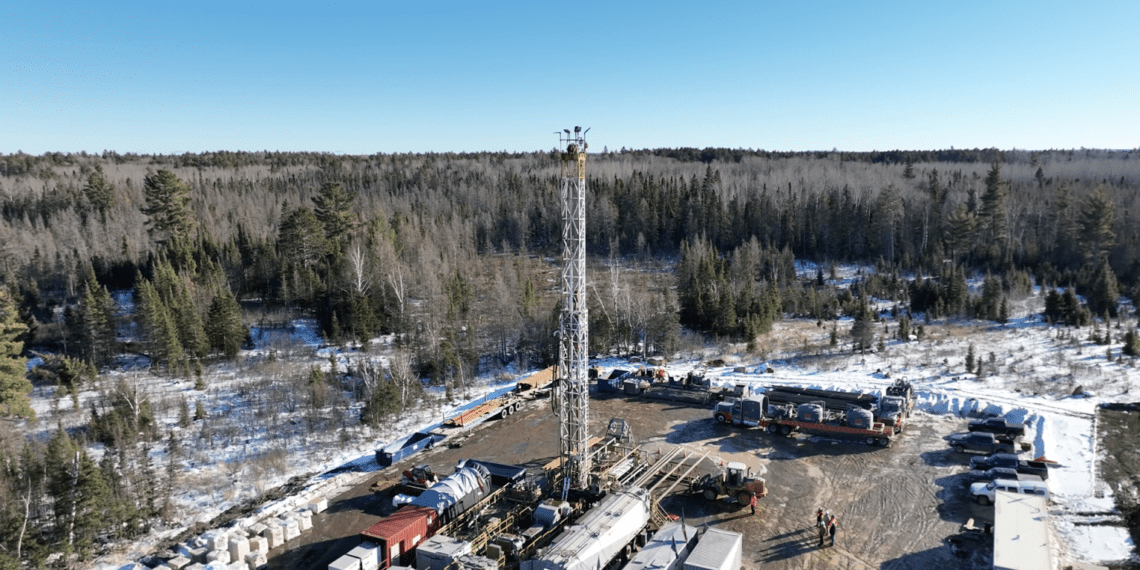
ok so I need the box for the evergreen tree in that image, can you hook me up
[849,301,874,354]
[966,343,976,374]
[78,268,117,367]
[142,169,195,245]
[73,452,112,559]
[277,206,329,270]
[83,165,116,213]
[1122,330,1139,357]
[312,182,357,253]
[136,279,182,370]
[979,161,1009,260]
[0,290,33,419]
[1077,187,1116,265]
[205,287,244,359]
[1086,259,1120,318]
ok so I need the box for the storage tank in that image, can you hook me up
[410,463,491,523]
[522,488,651,570]
[846,406,874,429]
[621,522,698,570]
[683,528,741,570]
[797,403,824,423]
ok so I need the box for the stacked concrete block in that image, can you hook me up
[227,535,250,562]
[295,508,313,531]
[206,549,230,565]
[244,550,267,570]
[205,531,229,553]
[183,563,205,570]
[309,497,328,513]
[248,535,268,554]
[279,517,300,541]
[167,556,192,570]
[259,522,283,549]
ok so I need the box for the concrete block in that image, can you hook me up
[309,497,328,513]
[244,551,267,570]
[228,536,250,561]
[167,556,192,570]
[183,564,205,570]
[260,523,283,549]
[295,509,313,531]
[206,550,230,564]
[248,535,268,553]
[188,547,208,563]
[279,518,300,541]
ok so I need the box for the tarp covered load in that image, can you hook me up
[411,463,491,521]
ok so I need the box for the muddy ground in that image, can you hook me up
[1098,403,1140,570]
[262,394,1049,570]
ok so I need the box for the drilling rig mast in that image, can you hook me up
[556,126,591,491]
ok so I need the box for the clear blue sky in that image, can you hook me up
[2,1,1137,154]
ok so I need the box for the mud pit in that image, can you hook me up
[266,394,993,570]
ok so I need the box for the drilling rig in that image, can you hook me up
[555,126,591,494]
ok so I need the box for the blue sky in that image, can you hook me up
[2,1,1137,154]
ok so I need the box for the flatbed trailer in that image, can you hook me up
[714,395,894,447]
[758,416,894,447]
[445,393,524,427]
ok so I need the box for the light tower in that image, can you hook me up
[557,126,591,491]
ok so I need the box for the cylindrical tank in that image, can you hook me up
[797,403,824,423]
[846,407,874,429]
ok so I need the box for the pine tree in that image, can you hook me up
[0,290,34,419]
[966,343,976,374]
[142,169,195,245]
[79,268,116,367]
[1123,330,1139,357]
[194,400,207,421]
[73,452,112,559]
[205,287,244,359]
[1077,187,1116,265]
[83,165,116,214]
[312,182,357,253]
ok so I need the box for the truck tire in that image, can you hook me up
[737,491,753,505]
[703,489,717,501]
[976,495,991,506]
[767,424,779,434]
[715,412,729,424]
[865,436,876,446]
[954,444,966,453]
[878,437,890,447]
[779,425,793,436]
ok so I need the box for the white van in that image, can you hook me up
[969,478,1049,505]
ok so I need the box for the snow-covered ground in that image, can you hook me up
[20,280,1137,568]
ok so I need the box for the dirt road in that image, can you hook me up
[266,393,993,570]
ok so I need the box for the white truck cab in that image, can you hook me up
[969,478,1049,505]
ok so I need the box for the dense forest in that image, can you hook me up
[2,146,1140,565]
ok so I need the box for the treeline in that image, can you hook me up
[2,148,1139,361]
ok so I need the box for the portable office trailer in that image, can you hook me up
[683,529,741,570]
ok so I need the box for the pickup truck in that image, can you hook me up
[963,466,1043,486]
[968,417,1026,438]
[947,432,1020,455]
[969,453,1051,480]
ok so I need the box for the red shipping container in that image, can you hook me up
[360,505,439,568]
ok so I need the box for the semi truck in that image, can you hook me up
[713,395,895,447]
